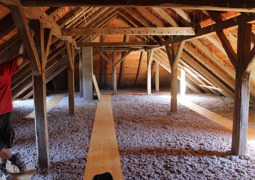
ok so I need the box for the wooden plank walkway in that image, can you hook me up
[6,164,36,180]
[25,94,66,119]
[179,98,255,139]
[84,95,123,180]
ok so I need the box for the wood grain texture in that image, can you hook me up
[19,0,255,12]
[26,94,66,118]
[63,27,195,36]
[6,164,36,180]
[84,95,123,180]
[179,99,255,139]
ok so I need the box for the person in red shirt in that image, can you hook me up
[0,44,27,179]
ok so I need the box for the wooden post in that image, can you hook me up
[171,66,178,111]
[119,35,129,88]
[68,68,75,115]
[155,62,159,92]
[82,37,93,100]
[29,20,51,169]
[100,35,106,88]
[232,23,252,155]
[79,52,83,97]
[165,41,185,112]
[147,50,154,95]
[66,42,75,115]
[112,51,117,95]
[134,51,144,88]
[33,72,49,169]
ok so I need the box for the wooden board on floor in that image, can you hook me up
[25,94,66,119]
[84,95,123,180]
[179,98,255,139]
[6,164,36,180]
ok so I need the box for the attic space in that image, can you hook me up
[1,0,255,179]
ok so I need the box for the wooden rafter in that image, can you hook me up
[216,31,237,68]
[0,13,15,40]
[152,8,178,27]
[19,0,255,12]
[161,13,255,45]
[171,8,191,24]
[62,27,195,36]
[208,11,238,68]
[182,52,234,98]
[153,51,203,94]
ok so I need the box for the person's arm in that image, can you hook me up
[17,44,24,66]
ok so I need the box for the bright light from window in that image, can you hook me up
[184,67,199,79]
[181,69,186,96]
[13,100,22,104]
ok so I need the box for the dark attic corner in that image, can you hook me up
[0,0,255,179]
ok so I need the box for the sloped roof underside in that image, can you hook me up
[0,1,255,100]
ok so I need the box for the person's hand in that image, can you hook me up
[19,43,24,55]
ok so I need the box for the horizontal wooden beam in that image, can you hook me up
[19,0,255,12]
[78,41,159,47]
[93,47,144,52]
[161,13,255,45]
[62,27,195,36]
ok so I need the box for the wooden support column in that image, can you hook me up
[155,62,159,92]
[33,73,49,169]
[68,68,75,114]
[119,35,129,88]
[166,41,185,112]
[147,50,154,95]
[29,20,52,169]
[82,37,93,100]
[100,35,106,88]
[112,51,117,95]
[79,52,83,97]
[232,23,252,155]
[171,65,178,111]
[134,51,144,88]
[66,42,75,115]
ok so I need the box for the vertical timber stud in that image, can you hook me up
[112,51,117,95]
[66,42,75,115]
[166,41,185,112]
[79,51,83,97]
[155,62,159,92]
[134,51,144,88]
[100,35,106,88]
[147,50,154,95]
[31,20,50,169]
[232,23,252,155]
[82,36,93,100]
